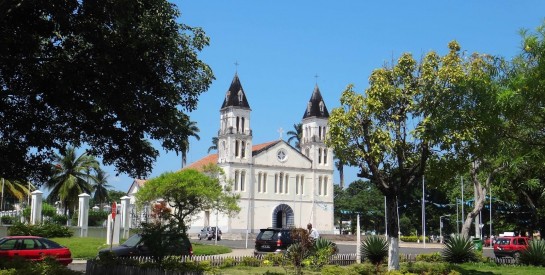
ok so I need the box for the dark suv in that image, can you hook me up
[254,228,295,255]
[493,236,530,259]
[99,233,193,257]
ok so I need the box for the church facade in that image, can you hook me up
[129,73,335,234]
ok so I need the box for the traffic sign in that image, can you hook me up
[111,202,117,219]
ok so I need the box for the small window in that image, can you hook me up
[241,141,246,158]
[324,176,328,196]
[240,171,246,191]
[258,172,262,193]
[318,148,322,164]
[238,90,243,102]
[318,176,322,195]
[307,102,312,114]
[324,149,328,164]
[263,173,267,193]
[279,173,284,193]
[319,100,324,113]
[285,174,289,194]
[235,140,239,157]
[234,171,239,191]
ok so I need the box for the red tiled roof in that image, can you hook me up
[184,154,218,171]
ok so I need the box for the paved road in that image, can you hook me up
[68,239,495,273]
[193,238,495,258]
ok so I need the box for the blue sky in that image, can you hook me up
[97,1,545,193]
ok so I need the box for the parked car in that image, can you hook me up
[198,226,222,241]
[254,228,295,255]
[493,236,530,259]
[0,236,72,266]
[99,233,193,257]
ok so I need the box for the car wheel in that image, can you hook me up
[208,237,212,241]
[513,252,521,262]
[198,235,202,240]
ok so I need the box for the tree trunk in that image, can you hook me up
[461,161,490,238]
[385,194,399,271]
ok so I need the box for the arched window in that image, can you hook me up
[284,174,289,194]
[235,140,239,157]
[318,176,322,195]
[226,91,230,102]
[295,175,299,194]
[241,141,246,158]
[318,148,322,164]
[300,176,304,195]
[324,148,327,164]
[263,173,267,193]
[324,176,328,196]
[279,173,284,193]
[236,117,240,132]
[234,171,239,191]
[258,172,262,193]
[319,100,324,113]
[240,171,246,191]
[274,174,278,193]
[241,117,245,134]
[318,127,322,140]
[307,102,311,115]
[238,90,243,103]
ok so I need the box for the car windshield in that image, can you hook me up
[496,238,510,245]
[122,235,141,247]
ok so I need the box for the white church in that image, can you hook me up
[128,73,335,234]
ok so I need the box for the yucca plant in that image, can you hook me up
[314,238,338,254]
[441,235,477,263]
[520,239,545,266]
[361,235,389,266]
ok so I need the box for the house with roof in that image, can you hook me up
[128,73,334,234]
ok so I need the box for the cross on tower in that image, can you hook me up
[314,73,319,84]
[234,61,239,72]
[277,127,284,140]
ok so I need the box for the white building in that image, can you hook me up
[129,73,335,234]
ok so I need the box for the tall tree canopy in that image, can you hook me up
[327,42,484,270]
[136,165,240,234]
[0,0,214,183]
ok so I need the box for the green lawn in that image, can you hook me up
[52,237,231,259]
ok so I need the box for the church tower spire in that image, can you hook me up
[301,85,332,169]
[218,73,252,164]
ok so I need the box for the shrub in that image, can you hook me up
[416,252,443,262]
[442,234,477,263]
[88,210,108,226]
[263,252,285,266]
[220,257,236,268]
[361,235,389,266]
[347,263,378,275]
[400,235,428,242]
[240,256,260,267]
[1,216,15,225]
[520,239,545,266]
[0,256,80,275]
[51,215,68,226]
[8,222,72,238]
[308,238,337,269]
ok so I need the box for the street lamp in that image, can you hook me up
[440,215,451,244]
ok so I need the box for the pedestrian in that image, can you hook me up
[307,223,319,240]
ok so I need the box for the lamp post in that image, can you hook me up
[440,215,451,244]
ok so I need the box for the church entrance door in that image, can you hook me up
[272,204,294,228]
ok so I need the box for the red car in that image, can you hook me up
[0,236,72,265]
[493,236,530,260]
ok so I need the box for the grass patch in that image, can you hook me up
[52,237,231,259]
[456,262,545,274]
[51,237,109,259]
[193,243,231,255]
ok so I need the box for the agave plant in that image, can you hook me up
[314,238,338,254]
[441,235,477,263]
[361,235,388,266]
[520,239,545,266]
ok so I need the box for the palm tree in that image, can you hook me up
[46,146,98,216]
[287,123,302,150]
[0,178,33,210]
[92,169,111,211]
[208,137,219,154]
[181,120,200,168]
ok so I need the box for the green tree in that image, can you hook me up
[0,0,214,183]
[46,147,98,216]
[107,189,128,204]
[327,42,481,270]
[180,120,200,168]
[287,123,302,150]
[92,169,111,211]
[0,178,33,209]
[207,137,219,154]
[136,166,240,234]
